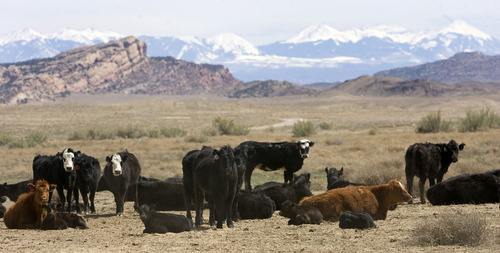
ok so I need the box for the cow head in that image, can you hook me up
[139,204,154,223]
[388,180,412,203]
[443,140,466,163]
[325,167,344,185]
[76,155,100,182]
[213,146,236,176]
[28,179,56,208]
[56,148,76,172]
[295,139,314,159]
[106,153,126,176]
[233,146,246,177]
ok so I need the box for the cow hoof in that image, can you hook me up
[227,223,234,228]
[116,213,122,216]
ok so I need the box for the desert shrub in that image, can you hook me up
[368,128,378,135]
[459,107,500,132]
[412,213,487,246]
[353,159,404,186]
[292,120,315,137]
[317,121,332,130]
[0,131,13,146]
[116,125,147,139]
[69,128,116,140]
[416,110,452,133]
[212,117,249,136]
[7,131,48,148]
[160,127,187,138]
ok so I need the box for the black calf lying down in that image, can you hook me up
[253,173,313,210]
[139,204,191,233]
[339,211,376,229]
[237,191,275,219]
[279,200,322,225]
[0,196,6,218]
[41,206,88,230]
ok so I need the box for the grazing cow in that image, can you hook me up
[253,173,313,210]
[74,153,101,214]
[426,169,500,205]
[103,150,142,216]
[32,148,79,212]
[139,204,191,233]
[279,200,323,225]
[236,140,314,191]
[183,146,238,228]
[299,179,411,221]
[3,179,56,229]
[138,177,187,211]
[339,211,377,229]
[325,167,366,190]
[237,190,276,219]
[0,196,6,218]
[405,140,465,204]
[0,179,32,202]
[41,205,88,230]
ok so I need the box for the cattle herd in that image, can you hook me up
[1,138,500,234]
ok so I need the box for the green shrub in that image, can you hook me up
[292,120,315,137]
[69,128,116,140]
[459,107,500,132]
[212,117,249,136]
[160,127,187,138]
[0,131,13,146]
[412,213,487,246]
[317,121,333,130]
[368,128,378,135]
[116,125,147,139]
[416,110,452,133]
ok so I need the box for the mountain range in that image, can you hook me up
[2,20,500,84]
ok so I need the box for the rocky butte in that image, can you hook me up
[0,36,242,105]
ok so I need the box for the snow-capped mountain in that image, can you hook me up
[1,20,499,83]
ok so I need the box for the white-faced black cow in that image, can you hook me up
[74,153,101,214]
[103,150,142,216]
[182,146,238,229]
[426,169,500,205]
[237,140,314,191]
[32,148,79,212]
[405,140,465,204]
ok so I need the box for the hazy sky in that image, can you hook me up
[2,0,500,45]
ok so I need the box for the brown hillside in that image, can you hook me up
[0,36,242,105]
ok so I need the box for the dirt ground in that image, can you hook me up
[1,190,499,253]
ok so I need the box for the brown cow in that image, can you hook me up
[299,179,411,221]
[3,179,56,229]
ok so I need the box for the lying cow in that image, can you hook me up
[405,140,465,204]
[426,169,500,205]
[3,179,56,229]
[138,177,187,211]
[325,167,366,190]
[41,205,88,230]
[236,140,314,191]
[299,179,411,221]
[237,190,276,219]
[253,173,312,210]
[139,204,191,233]
[0,196,6,218]
[103,150,142,216]
[0,179,32,202]
[339,211,377,229]
[279,200,323,225]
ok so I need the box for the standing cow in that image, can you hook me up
[237,140,314,191]
[183,146,238,229]
[405,140,465,204]
[32,148,79,212]
[103,150,142,216]
[74,153,101,214]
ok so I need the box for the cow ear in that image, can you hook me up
[57,152,63,160]
[459,143,465,151]
[325,167,328,174]
[309,141,315,147]
[28,183,35,191]
[295,143,299,150]
[339,167,344,175]
[212,149,220,160]
[106,156,111,162]
[121,154,128,163]
[306,173,311,181]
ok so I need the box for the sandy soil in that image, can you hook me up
[1,190,499,253]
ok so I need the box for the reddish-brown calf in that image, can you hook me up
[3,179,56,229]
[299,179,411,221]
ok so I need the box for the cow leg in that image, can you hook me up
[81,187,90,214]
[89,184,97,213]
[73,187,82,214]
[114,192,125,216]
[65,188,73,212]
[183,175,194,224]
[284,170,294,184]
[244,166,255,191]
[429,178,436,186]
[206,194,216,226]
[418,178,427,204]
[56,185,66,211]
[406,174,414,204]
[194,188,204,227]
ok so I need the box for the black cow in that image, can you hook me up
[253,173,313,210]
[0,196,6,218]
[138,178,187,211]
[183,146,238,228]
[0,179,32,202]
[325,167,367,190]
[237,190,275,219]
[236,140,314,191]
[339,211,377,229]
[426,169,500,205]
[32,148,79,212]
[139,204,191,233]
[103,150,142,216]
[279,200,323,225]
[405,140,465,204]
[74,154,101,214]
[41,205,88,230]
